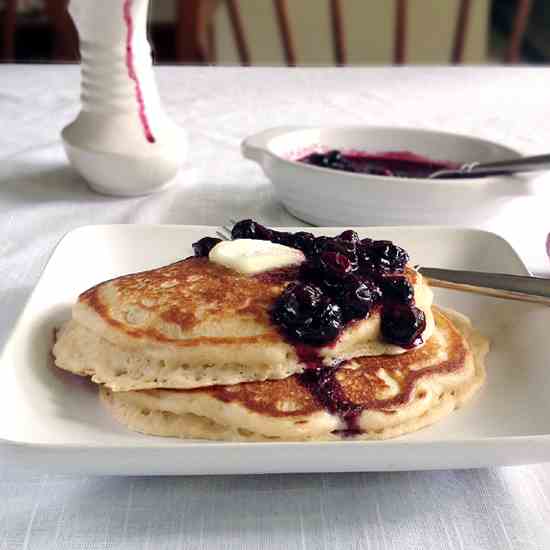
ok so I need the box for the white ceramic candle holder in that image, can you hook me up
[62,0,186,196]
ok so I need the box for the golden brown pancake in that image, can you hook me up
[100,307,488,441]
[53,257,435,390]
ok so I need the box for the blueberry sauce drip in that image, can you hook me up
[293,344,364,434]
[298,363,364,434]
[293,343,321,368]
[299,149,457,178]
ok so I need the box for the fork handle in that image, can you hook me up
[419,267,550,306]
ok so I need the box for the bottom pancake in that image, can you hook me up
[100,307,489,441]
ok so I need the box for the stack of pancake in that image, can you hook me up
[53,249,489,441]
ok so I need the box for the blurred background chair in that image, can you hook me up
[1,0,77,61]
[182,0,533,65]
[0,0,539,65]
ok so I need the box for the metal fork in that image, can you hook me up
[216,219,238,241]
[219,221,550,306]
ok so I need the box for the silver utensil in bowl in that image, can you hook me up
[429,153,550,179]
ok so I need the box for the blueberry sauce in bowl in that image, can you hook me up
[299,149,458,179]
[242,126,527,227]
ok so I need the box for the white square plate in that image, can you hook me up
[1,225,549,475]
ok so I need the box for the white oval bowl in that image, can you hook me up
[241,126,540,226]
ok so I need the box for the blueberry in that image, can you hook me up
[325,150,356,172]
[299,260,341,297]
[357,242,380,275]
[271,231,294,247]
[273,283,324,322]
[271,282,343,345]
[298,301,344,345]
[316,238,358,269]
[291,282,324,309]
[306,152,326,167]
[334,239,358,268]
[380,275,414,304]
[336,230,360,243]
[358,240,408,274]
[192,237,222,257]
[320,251,353,278]
[325,150,343,166]
[370,240,409,272]
[360,237,374,247]
[313,236,333,257]
[381,304,426,347]
[292,231,316,256]
[341,276,382,320]
[304,150,356,173]
[231,219,272,241]
[299,259,323,283]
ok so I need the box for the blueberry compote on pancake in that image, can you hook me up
[193,220,427,435]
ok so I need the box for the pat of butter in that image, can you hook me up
[209,239,305,275]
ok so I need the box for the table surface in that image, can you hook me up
[1,64,550,549]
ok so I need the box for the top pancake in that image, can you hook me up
[79,257,297,344]
[53,257,434,390]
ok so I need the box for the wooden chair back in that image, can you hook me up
[0,0,534,65]
[1,0,77,61]
[176,0,534,66]
[1,0,17,60]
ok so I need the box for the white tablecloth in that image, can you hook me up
[1,64,550,549]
